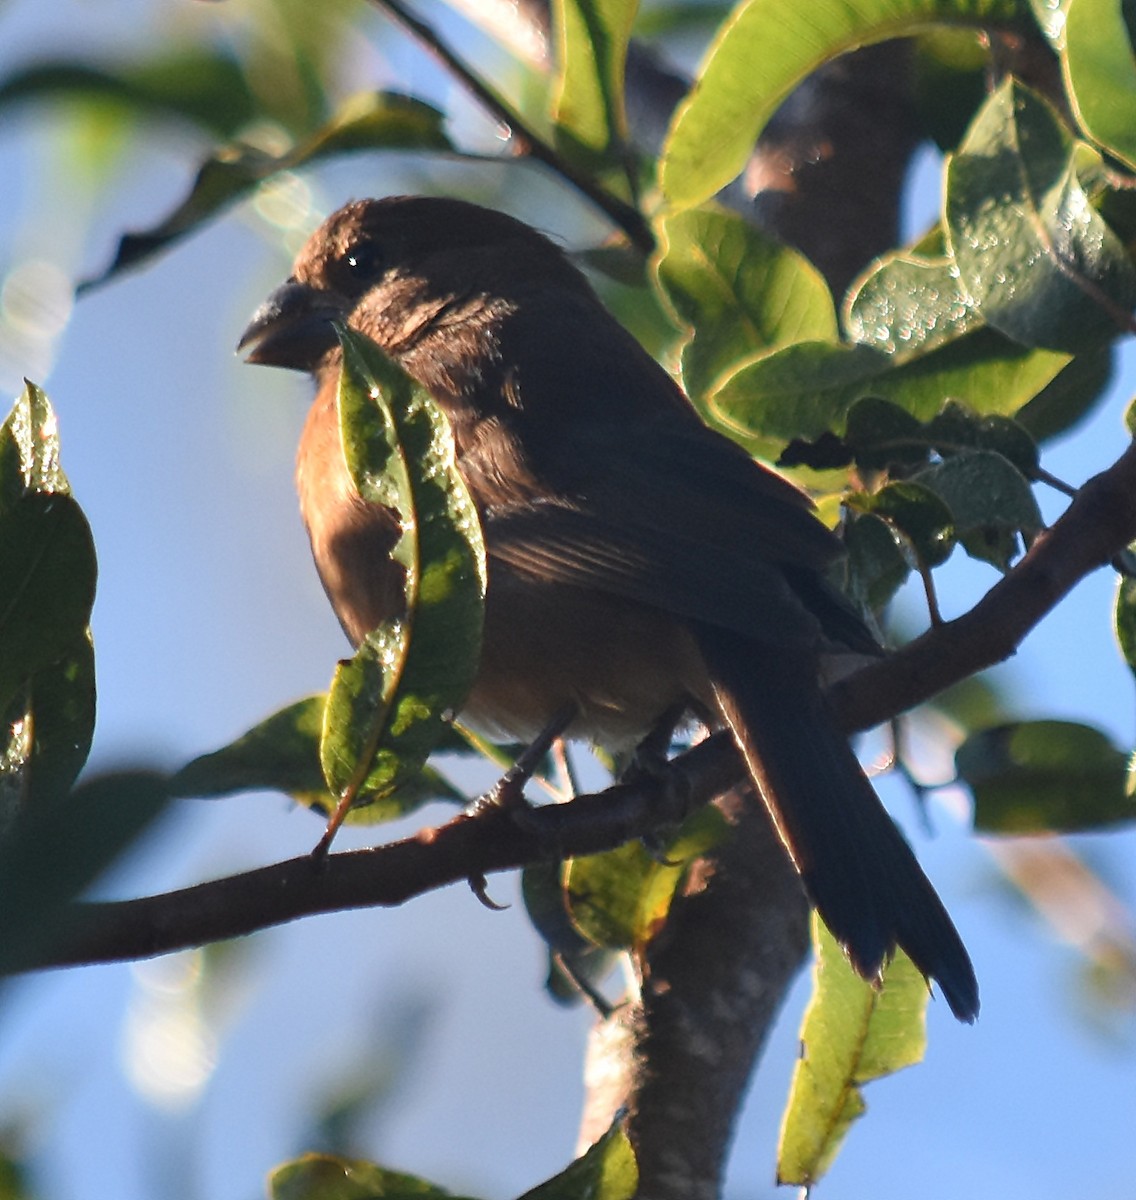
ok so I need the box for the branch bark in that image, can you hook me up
[13,437,1136,970]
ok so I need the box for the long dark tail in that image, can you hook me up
[695,625,979,1022]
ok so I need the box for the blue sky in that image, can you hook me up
[0,2,1134,1198]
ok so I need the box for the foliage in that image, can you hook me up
[2,0,1136,1193]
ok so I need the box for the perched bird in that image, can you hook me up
[239,195,978,1021]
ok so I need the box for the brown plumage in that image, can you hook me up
[239,195,978,1021]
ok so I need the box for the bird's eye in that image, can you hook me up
[342,243,383,280]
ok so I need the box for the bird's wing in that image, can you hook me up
[486,422,876,653]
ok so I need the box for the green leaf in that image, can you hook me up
[269,1153,471,1200]
[0,770,171,974]
[80,92,452,291]
[913,28,993,150]
[318,330,485,821]
[0,493,98,716]
[912,449,1042,569]
[517,1118,637,1200]
[172,693,466,818]
[0,380,70,509]
[564,806,727,951]
[660,0,1029,210]
[957,720,1134,832]
[844,252,978,361]
[1014,344,1113,441]
[945,80,1136,351]
[551,0,638,165]
[1063,0,1136,171]
[777,914,930,1188]
[173,695,329,799]
[1115,573,1136,672]
[925,401,1040,475]
[654,205,837,403]
[522,860,619,1004]
[0,50,257,139]
[843,395,931,471]
[711,328,1070,452]
[847,481,956,568]
[842,511,911,614]
[14,634,97,808]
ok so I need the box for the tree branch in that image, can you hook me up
[11,436,1136,977]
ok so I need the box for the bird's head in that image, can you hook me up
[238,195,586,375]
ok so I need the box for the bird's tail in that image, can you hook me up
[695,625,979,1022]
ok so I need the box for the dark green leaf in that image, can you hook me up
[319,330,485,822]
[517,1118,637,1200]
[913,27,992,150]
[846,481,956,568]
[957,720,1134,832]
[522,860,618,1004]
[777,915,929,1188]
[172,695,329,799]
[81,92,452,291]
[945,80,1136,351]
[17,634,97,807]
[912,449,1042,570]
[1014,344,1113,441]
[660,0,1029,209]
[654,205,836,403]
[925,401,1040,475]
[0,493,98,716]
[0,770,171,974]
[841,512,911,615]
[843,396,930,472]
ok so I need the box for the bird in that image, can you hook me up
[238,194,979,1021]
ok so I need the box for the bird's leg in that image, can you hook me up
[470,703,578,812]
[624,701,700,863]
[623,700,693,783]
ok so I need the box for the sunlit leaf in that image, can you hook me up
[517,1118,637,1200]
[777,915,929,1187]
[945,80,1136,351]
[654,205,837,403]
[660,0,1029,209]
[270,1153,471,1200]
[552,0,638,167]
[957,720,1134,832]
[1063,0,1136,171]
[564,806,727,951]
[845,252,978,361]
[711,328,1069,453]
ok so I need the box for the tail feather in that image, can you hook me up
[696,625,979,1023]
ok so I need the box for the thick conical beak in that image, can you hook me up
[237,278,346,371]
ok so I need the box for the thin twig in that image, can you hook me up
[369,0,654,253]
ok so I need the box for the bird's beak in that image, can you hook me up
[237,278,346,371]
